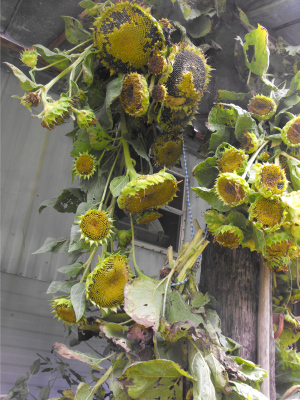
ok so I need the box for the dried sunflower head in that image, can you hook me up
[204,210,227,233]
[93,2,165,74]
[50,298,86,325]
[20,47,38,68]
[162,43,211,111]
[281,116,300,147]
[248,95,277,120]
[152,84,167,103]
[136,210,162,224]
[264,232,294,259]
[151,134,183,168]
[215,173,250,206]
[117,170,177,214]
[85,254,131,310]
[264,255,290,273]
[249,196,287,232]
[148,49,167,75]
[40,94,72,129]
[158,105,198,133]
[240,131,259,154]
[120,73,149,117]
[19,92,41,111]
[255,163,287,198]
[214,225,244,248]
[72,152,97,180]
[77,209,114,246]
[217,147,248,174]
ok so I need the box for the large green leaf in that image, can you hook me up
[110,175,130,198]
[192,187,231,212]
[287,159,300,191]
[33,237,70,254]
[208,128,231,152]
[70,129,91,157]
[87,124,113,151]
[58,262,84,276]
[105,75,125,122]
[71,282,86,322]
[216,90,251,104]
[74,383,93,400]
[230,381,268,399]
[117,359,194,400]
[87,174,106,204]
[287,70,300,96]
[124,277,170,332]
[192,157,218,188]
[240,24,269,76]
[234,111,258,141]
[208,104,239,132]
[204,353,230,394]
[232,356,267,382]
[34,45,71,69]
[167,290,204,327]
[46,280,78,294]
[4,63,42,91]
[127,138,152,172]
[188,341,217,400]
[39,188,85,214]
[62,16,92,44]
[187,15,211,38]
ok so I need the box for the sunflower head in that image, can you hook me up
[75,109,98,129]
[249,196,287,232]
[136,210,162,225]
[40,94,72,129]
[248,95,277,120]
[120,73,149,117]
[214,225,244,249]
[152,84,167,103]
[255,163,287,198]
[151,134,183,168]
[72,152,97,180]
[240,131,259,154]
[93,2,165,74]
[20,92,41,111]
[215,173,250,206]
[50,298,86,325]
[159,105,198,133]
[117,170,178,214]
[162,43,211,111]
[264,232,294,259]
[204,210,227,233]
[85,254,131,310]
[281,116,300,147]
[217,147,248,174]
[77,209,114,246]
[148,50,167,75]
[20,47,38,68]
[264,255,290,273]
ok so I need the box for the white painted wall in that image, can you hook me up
[1,67,208,395]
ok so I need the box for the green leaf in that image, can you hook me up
[117,359,194,399]
[58,262,84,276]
[75,383,93,400]
[39,188,85,214]
[230,381,269,399]
[33,237,70,254]
[87,175,105,204]
[71,282,86,322]
[205,353,230,394]
[53,343,105,370]
[252,226,265,253]
[47,280,78,294]
[208,104,239,132]
[234,111,258,141]
[232,356,267,382]
[185,8,201,20]
[192,187,231,212]
[30,359,40,375]
[82,52,94,84]
[39,387,50,400]
[188,341,217,400]
[62,16,92,44]
[87,124,113,151]
[191,292,211,309]
[79,0,96,9]
[227,210,248,230]
[287,70,300,96]
[288,159,300,191]
[4,63,42,91]
[167,290,205,327]
[236,7,255,31]
[209,128,231,152]
[103,75,125,127]
[179,2,192,19]
[187,15,211,38]
[110,175,130,197]
[127,139,152,171]
[192,156,218,188]
[70,129,91,157]
[34,45,71,70]
[216,90,250,103]
[241,24,269,76]
[124,277,170,332]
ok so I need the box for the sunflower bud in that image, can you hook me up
[248,95,277,120]
[20,47,38,68]
[72,152,97,180]
[40,94,72,129]
[116,229,132,248]
[75,109,98,129]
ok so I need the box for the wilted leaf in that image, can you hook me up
[117,359,194,399]
[34,45,71,70]
[167,290,204,327]
[287,159,300,191]
[104,75,125,126]
[110,175,130,197]
[52,343,105,369]
[241,24,269,76]
[4,63,42,91]
[62,16,92,44]
[205,352,231,394]
[102,323,131,352]
[33,237,70,254]
[252,226,265,253]
[39,188,85,214]
[71,282,86,322]
[124,277,170,332]
[216,90,250,103]
[192,187,231,212]
[87,124,113,151]
[82,52,94,84]
[188,341,217,400]
[187,15,211,38]
[192,156,218,188]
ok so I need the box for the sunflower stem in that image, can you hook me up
[99,147,122,210]
[242,140,268,180]
[120,111,139,180]
[80,247,98,283]
[130,214,152,280]
[278,151,300,165]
